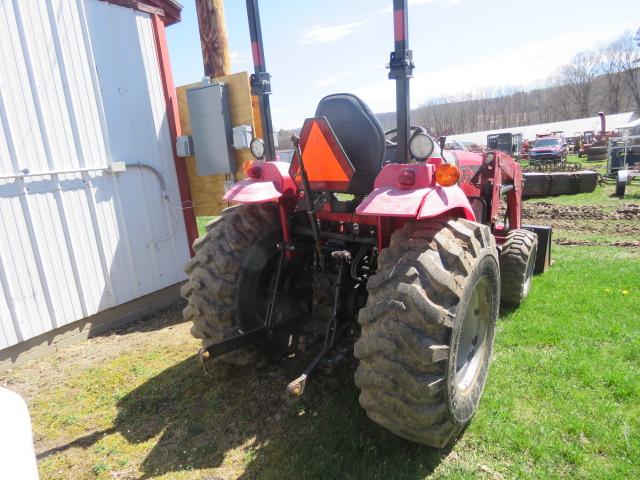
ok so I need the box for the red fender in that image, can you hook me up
[223,161,297,204]
[356,163,476,221]
[418,185,476,221]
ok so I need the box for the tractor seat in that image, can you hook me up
[315,94,385,195]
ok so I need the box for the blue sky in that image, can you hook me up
[167,0,640,130]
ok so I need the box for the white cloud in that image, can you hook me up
[272,105,295,114]
[302,21,368,44]
[354,27,631,114]
[315,76,340,88]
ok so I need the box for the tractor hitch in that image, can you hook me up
[197,321,298,361]
[286,250,353,398]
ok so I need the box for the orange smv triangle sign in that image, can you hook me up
[289,116,355,192]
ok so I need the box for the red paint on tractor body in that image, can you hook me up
[356,162,476,221]
[223,161,297,204]
[418,186,476,221]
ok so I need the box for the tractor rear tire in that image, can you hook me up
[354,219,499,448]
[499,229,538,307]
[182,204,281,366]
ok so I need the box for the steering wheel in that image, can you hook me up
[384,126,427,146]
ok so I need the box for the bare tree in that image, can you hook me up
[599,41,625,113]
[618,31,640,113]
[406,30,639,137]
[547,74,573,120]
[558,52,600,117]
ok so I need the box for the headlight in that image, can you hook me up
[250,138,265,159]
[409,132,434,161]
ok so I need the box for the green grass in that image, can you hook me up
[2,167,639,479]
[196,216,215,236]
[524,182,640,208]
[0,245,636,479]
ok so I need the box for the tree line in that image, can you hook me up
[381,30,640,137]
[276,30,639,148]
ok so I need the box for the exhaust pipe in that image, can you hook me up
[598,112,606,135]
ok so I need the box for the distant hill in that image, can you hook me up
[375,69,639,137]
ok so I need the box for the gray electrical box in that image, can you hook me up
[187,82,234,176]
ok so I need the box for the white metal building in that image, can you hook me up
[448,112,637,145]
[0,0,194,362]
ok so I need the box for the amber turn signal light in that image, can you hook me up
[435,164,460,187]
[243,159,254,176]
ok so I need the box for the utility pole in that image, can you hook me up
[195,0,231,78]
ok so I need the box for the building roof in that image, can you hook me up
[99,0,182,25]
[448,112,637,145]
[617,117,640,130]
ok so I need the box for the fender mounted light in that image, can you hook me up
[435,163,460,187]
[247,162,263,179]
[250,137,265,160]
[398,168,416,187]
[242,159,253,176]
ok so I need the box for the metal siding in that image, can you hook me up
[0,0,190,350]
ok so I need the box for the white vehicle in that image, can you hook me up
[0,388,39,479]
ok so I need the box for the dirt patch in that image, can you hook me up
[616,205,640,219]
[0,303,193,404]
[522,202,640,221]
[521,202,640,249]
[556,239,640,249]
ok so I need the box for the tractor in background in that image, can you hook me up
[578,113,619,161]
[181,0,550,448]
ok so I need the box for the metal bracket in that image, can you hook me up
[250,72,272,96]
[387,49,414,80]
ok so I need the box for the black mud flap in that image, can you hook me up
[523,224,552,274]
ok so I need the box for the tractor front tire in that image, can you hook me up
[354,219,499,448]
[499,229,538,307]
[182,204,281,366]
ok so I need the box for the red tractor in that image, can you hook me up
[578,113,618,161]
[182,0,550,448]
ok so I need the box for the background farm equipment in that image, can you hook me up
[522,165,598,197]
[565,136,579,154]
[607,122,640,197]
[578,112,620,162]
[487,132,523,159]
[180,0,550,449]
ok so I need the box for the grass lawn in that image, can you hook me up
[2,245,637,479]
[196,216,215,237]
[1,170,639,479]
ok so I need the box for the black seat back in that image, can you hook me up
[315,94,385,195]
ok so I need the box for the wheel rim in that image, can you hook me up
[455,277,492,393]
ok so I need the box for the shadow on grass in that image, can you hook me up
[124,356,450,479]
[41,353,450,478]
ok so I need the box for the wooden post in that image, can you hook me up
[195,0,231,77]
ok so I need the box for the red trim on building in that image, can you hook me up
[151,14,198,256]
